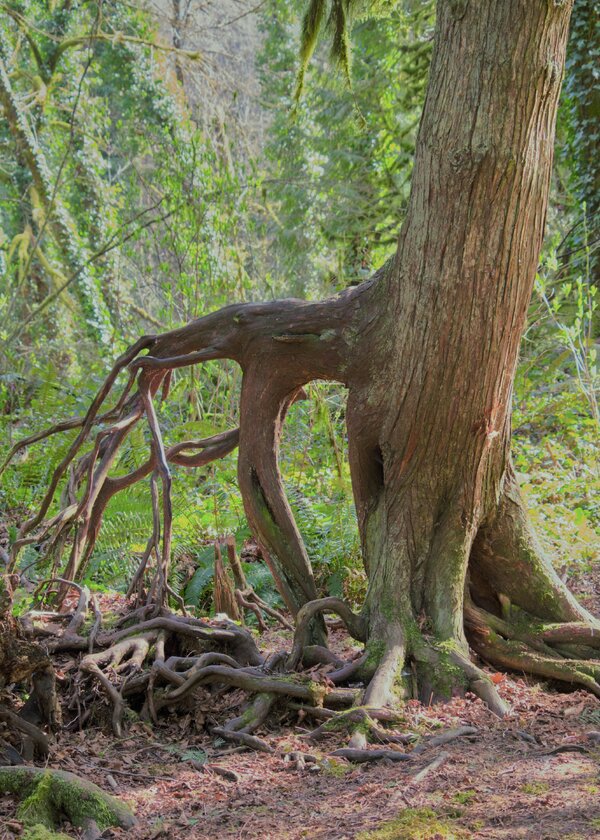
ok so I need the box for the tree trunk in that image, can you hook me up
[345,0,590,698]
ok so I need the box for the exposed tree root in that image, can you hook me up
[288,597,367,670]
[212,727,275,754]
[465,600,600,697]
[331,748,411,763]
[0,707,49,759]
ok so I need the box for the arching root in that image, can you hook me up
[287,597,367,670]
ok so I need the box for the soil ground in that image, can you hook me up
[2,568,600,840]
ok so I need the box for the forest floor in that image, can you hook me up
[2,567,600,840]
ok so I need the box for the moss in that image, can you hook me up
[377,593,400,624]
[18,773,57,829]
[22,826,71,840]
[521,781,549,795]
[364,639,386,668]
[0,767,135,831]
[320,706,402,737]
[402,617,423,650]
[238,704,259,727]
[356,807,468,839]
[320,757,352,778]
[321,709,358,734]
[453,790,476,805]
[425,640,468,698]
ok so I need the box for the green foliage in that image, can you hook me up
[279,383,364,600]
[184,546,216,608]
[559,0,599,219]
[183,541,284,614]
[0,0,252,360]
[259,0,433,295]
[513,217,599,574]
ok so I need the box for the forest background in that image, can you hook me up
[0,0,598,617]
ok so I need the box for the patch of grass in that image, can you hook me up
[453,789,476,805]
[356,807,468,839]
[521,781,550,795]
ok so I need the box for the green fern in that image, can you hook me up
[243,561,282,607]
[183,546,215,607]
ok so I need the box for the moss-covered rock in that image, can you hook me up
[0,766,136,831]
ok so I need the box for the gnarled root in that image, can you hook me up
[5,292,358,619]
[287,597,367,670]
[80,632,157,737]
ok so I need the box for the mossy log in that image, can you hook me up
[0,766,136,831]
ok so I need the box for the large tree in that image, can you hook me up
[6,0,600,734]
